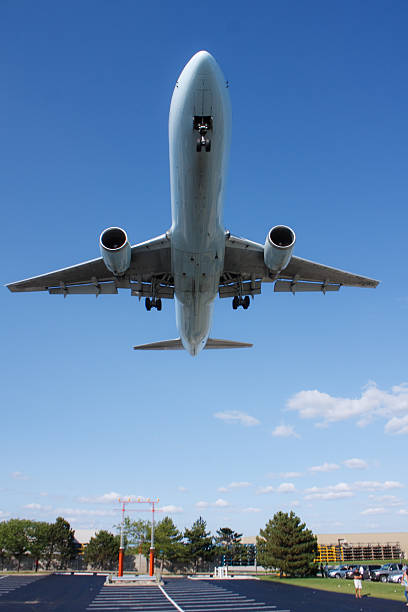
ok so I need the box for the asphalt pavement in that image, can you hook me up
[0,574,406,611]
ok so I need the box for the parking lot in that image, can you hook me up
[0,574,406,611]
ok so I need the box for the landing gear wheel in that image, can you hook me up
[145,298,151,311]
[157,298,162,311]
[205,139,211,152]
[243,295,250,309]
[196,138,202,152]
[232,296,238,310]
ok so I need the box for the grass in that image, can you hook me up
[261,576,407,603]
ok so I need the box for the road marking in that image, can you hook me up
[158,583,185,611]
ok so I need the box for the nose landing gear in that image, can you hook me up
[232,295,250,310]
[145,297,162,311]
[194,116,212,153]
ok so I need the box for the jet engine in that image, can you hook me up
[99,227,131,276]
[264,225,296,272]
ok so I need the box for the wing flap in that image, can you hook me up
[223,234,379,288]
[7,234,172,293]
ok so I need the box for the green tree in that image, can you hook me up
[215,527,245,565]
[84,530,120,570]
[0,522,10,570]
[27,521,51,571]
[153,517,185,571]
[51,517,77,569]
[2,519,31,571]
[257,511,317,577]
[184,517,214,572]
[114,517,149,554]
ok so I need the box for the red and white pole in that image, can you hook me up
[149,501,155,576]
[118,502,125,577]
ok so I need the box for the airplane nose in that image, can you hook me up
[185,50,220,79]
[191,50,216,73]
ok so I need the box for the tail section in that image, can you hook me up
[133,338,252,351]
[204,338,252,349]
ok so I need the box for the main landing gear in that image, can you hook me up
[145,297,162,311]
[194,116,212,152]
[232,295,250,310]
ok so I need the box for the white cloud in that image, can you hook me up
[11,471,29,481]
[218,482,251,492]
[397,509,408,515]
[24,503,52,511]
[272,424,300,438]
[368,495,402,507]
[56,507,116,517]
[177,486,188,492]
[280,472,302,478]
[277,483,296,493]
[309,462,340,473]
[78,492,120,504]
[304,483,353,500]
[257,486,275,495]
[343,458,368,469]
[0,510,10,518]
[257,483,295,494]
[196,499,229,508]
[361,507,387,515]
[384,415,408,435]
[159,505,183,513]
[214,498,229,507]
[78,492,150,504]
[355,481,404,491]
[287,382,408,432]
[214,410,260,427]
[242,507,261,513]
[303,480,403,500]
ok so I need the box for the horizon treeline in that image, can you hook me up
[0,511,318,576]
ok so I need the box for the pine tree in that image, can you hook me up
[184,517,214,572]
[215,527,245,565]
[257,511,317,577]
[153,517,184,571]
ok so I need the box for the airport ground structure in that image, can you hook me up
[1,529,406,573]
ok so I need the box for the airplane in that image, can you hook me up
[7,51,379,356]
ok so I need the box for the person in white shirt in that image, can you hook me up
[353,567,363,599]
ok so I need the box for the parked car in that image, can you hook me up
[328,565,350,578]
[345,564,382,580]
[370,563,403,582]
[387,571,403,583]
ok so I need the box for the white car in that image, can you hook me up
[328,565,349,578]
[387,571,403,583]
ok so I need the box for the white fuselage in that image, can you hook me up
[169,51,231,356]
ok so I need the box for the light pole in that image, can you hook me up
[148,499,159,576]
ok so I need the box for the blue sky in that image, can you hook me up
[2,0,408,539]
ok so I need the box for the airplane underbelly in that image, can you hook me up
[168,51,231,354]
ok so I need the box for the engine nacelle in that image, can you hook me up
[100,227,131,276]
[264,225,296,272]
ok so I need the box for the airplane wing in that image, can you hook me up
[220,234,379,297]
[7,234,174,298]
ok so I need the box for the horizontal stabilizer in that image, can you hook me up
[133,338,253,351]
[205,338,253,349]
[133,339,184,350]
